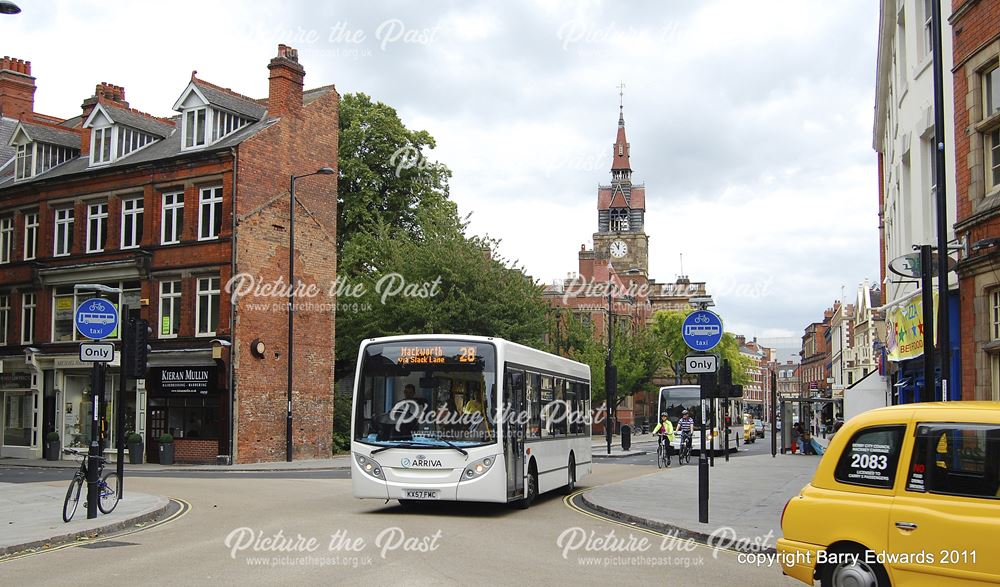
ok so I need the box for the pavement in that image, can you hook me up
[581,451,822,554]
[0,453,352,557]
[0,454,353,471]
[591,433,649,457]
[0,481,170,556]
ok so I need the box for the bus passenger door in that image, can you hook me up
[504,369,525,500]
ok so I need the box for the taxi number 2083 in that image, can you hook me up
[850,454,888,470]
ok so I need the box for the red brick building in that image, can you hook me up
[799,309,833,396]
[0,46,338,463]
[951,0,1000,400]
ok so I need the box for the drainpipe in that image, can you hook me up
[228,146,239,465]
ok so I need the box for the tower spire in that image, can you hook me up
[617,81,625,127]
[611,82,631,182]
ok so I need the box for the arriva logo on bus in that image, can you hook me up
[401,456,443,468]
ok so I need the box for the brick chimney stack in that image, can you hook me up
[0,56,36,121]
[267,44,305,117]
[81,81,129,117]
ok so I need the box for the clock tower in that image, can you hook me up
[590,103,648,275]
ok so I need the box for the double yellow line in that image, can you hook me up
[562,488,738,557]
[0,497,191,563]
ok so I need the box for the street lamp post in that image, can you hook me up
[605,267,642,455]
[287,167,335,462]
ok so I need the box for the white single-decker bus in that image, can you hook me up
[351,335,592,507]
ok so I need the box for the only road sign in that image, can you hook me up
[79,342,115,363]
[685,354,718,374]
[682,310,724,351]
[75,298,119,340]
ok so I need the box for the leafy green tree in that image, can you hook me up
[335,94,550,380]
[337,92,457,263]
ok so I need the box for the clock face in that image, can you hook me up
[610,240,628,258]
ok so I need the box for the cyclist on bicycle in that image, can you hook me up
[652,412,675,465]
[677,409,694,452]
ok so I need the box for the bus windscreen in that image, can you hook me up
[354,341,498,448]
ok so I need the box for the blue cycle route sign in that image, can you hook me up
[75,298,119,340]
[682,310,724,352]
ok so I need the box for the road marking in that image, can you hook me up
[562,488,739,558]
[0,497,191,563]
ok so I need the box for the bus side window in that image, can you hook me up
[567,381,579,435]
[527,372,541,439]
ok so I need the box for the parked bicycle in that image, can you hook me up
[62,448,120,522]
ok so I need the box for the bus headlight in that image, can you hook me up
[462,456,496,480]
[355,453,385,480]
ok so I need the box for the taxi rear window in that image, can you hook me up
[833,425,906,489]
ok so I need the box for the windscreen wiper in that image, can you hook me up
[370,442,423,455]
[437,437,469,457]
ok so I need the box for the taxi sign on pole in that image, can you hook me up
[75,298,119,340]
[681,310,724,352]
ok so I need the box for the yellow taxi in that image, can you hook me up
[777,402,999,586]
[743,413,757,444]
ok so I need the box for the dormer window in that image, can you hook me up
[182,107,249,149]
[212,110,250,142]
[14,144,32,180]
[84,104,162,166]
[174,81,260,151]
[92,126,112,164]
[90,124,156,166]
[13,141,78,181]
[185,107,207,148]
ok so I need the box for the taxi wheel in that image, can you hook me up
[819,544,890,587]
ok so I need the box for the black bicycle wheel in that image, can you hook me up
[98,472,121,514]
[657,444,664,469]
[62,476,82,522]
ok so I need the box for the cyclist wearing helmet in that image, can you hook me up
[652,412,675,464]
[677,409,695,452]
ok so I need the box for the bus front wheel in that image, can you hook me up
[517,466,537,509]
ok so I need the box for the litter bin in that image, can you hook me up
[621,424,632,451]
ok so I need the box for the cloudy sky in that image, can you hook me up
[3,0,881,360]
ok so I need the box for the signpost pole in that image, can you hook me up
[74,293,120,518]
[770,370,777,458]
[724,398,730,463]
[116,306,129,498]
[920,244,936,403]
[86,362,103,519]
[698,372,711,524]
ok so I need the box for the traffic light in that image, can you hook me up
[717,360,742,397]
[124,318,152,378]
[699,371,718,399]
[719,361,733,387]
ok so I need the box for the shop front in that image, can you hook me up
[0,369,39,459]
[145,364,227,464]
